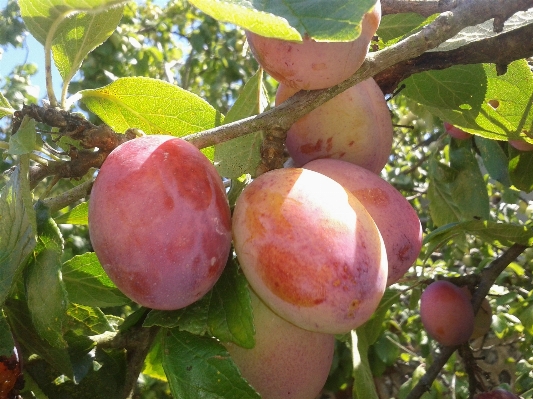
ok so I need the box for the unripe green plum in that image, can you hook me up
[245,1,381,90]
[304,159,422,285]
[420,281,475,346]
[88,135,232,310]
[224,289,335,399]
[232,167,388,334]
[276,78,393,173]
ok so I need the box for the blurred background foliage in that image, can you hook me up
[1,0,532,398]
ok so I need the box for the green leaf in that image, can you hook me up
[66,303,115,336]
[54,201,89,225]
[25,203,68,349]
[215,69,266,178]
[427,142,490,227]
[423,220,533,257]
[351,330,379,399]
[407,61,533,142]
[7,116,37,155]
[377,13,435,47]
[4,297,73,378]
[142,330,167,381]
[0,310,15,357]
[357,289,400,346]
[188,0,377,41]
[0,92,15,118]
[62,252,130,308]
[475,136,511,186]
[509,148,533,192]
[51,6,124,87]
[0,155,36,306]
[18,0,127,46]
[162,329,260,399]
[207,258,255,349]
[80,77,222,135]
[144,259,255,348]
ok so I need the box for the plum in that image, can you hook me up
[304,158,422,285]
[443,122,472,140]
[232,167,388,334]
[509,139,533,151]
[276,78,393,173]
[245,1,381,90]
[420,280,475,346]
[224,289,335,399]
[88,135,232,310]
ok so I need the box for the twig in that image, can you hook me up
[41,179,94,214]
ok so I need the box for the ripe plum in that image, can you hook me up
[232,167,388,334]
[304,158,422,285]
[88,135,232,310]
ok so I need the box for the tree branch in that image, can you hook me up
[382,0,458,17]
[184,0,533,150]
[405,243,528,399]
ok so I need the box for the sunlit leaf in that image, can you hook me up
[52,6,124,87]
[0,155,36,306]
[215,69,266,178]
[0,92,15,118]
[351,330,379,399]
[188,0,377,41]
[80,77,222,136]
[509,148,533,193]
[475,136,511,186]
[66,303,114,336]
[54,201,89,225]
[62,252,130,308]
[162,329,260,399]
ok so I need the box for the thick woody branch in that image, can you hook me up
[382,0,458,17]
[375,22,533,94]
[184,0,533,150]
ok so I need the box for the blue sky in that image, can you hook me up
[0,0,167,102]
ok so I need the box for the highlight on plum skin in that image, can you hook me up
[245,1,381,91]
[232,167,388,335]
[419,280,475,346]
[88,135,232,310]
[304,158,422,286]
[224,289,335,399]
[276,78,393,174]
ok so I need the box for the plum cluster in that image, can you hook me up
[87,3,428,397]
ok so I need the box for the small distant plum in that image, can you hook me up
[245,1,381,90]
[443,122,472,140]
[277,78,393,173]
[304,159,422,285]
[509,139,533,151]
[224,289,335,399]
[420,280,475,346]
[232,167,388,334]
[89,135,232,310]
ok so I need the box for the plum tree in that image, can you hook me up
[245,1,381,90]
[232,167,388,334]
[88,135,232,310]
[276,78,393,172]
[420,280,475,346]
[224,289,335,399]
[443,122,473,140]
[304,158,422,285]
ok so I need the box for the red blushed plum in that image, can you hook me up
[420,281,475,346]
[304,159,422,285]
[509,139,533,151]
[245,1,381,90]
[88,135,232,310]
[224,289,335,399]
[276,78,393,173]
[232,167,388,334]
[443,122,472,140]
